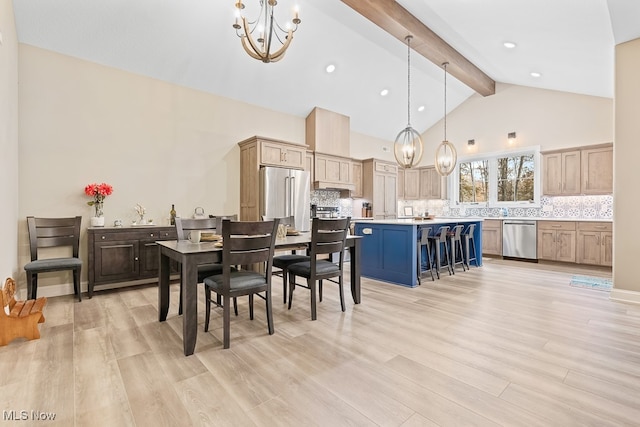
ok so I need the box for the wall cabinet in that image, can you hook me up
[88,226,178,297]
[363,159,397,219]
[305,150,314,191]
[482,219,502,256]
[537,221,576,262]
[397,168,420,200]
[542,144,612,196]
[351,160,363,198]
[314,153,354,190]
[238,136,308,221]
[419,166,445,200]
[577,222,612,266]
[305,107,350,158]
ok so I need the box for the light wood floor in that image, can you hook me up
[1,259,638,426]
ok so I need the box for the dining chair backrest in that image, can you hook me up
[220,219,279,281]
[262,215,295,228]
[212,214,238,233]
[27,216,82,260]
[309,217,350,261]
[174,217,218,240]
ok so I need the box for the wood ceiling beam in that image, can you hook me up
[341,0,495,96]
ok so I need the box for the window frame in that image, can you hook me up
[450,146,541,208]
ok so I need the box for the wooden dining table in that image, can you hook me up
[157,233,362,356]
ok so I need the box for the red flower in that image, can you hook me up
[84,182,113,206]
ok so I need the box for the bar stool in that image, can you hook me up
[462,223,478,268]
[417,227,434,284]
[429,226,452,279]
[447,225,467,274]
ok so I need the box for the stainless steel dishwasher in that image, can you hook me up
[502,220,537,260]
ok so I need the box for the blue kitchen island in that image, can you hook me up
[353,218,483,288]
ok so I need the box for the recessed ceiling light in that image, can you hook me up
[380,89,389,96]
[418,105,425,112]
[325,64,335,73]
[530,72,542,78]
[503,41,517,49]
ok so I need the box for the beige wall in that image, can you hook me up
[420,83,613,161]
[612,38,640,302]
[1,0,19,284]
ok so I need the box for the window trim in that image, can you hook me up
[450,146,541,208]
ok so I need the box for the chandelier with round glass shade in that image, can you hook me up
[233,0,301,63]
[435,62,457,176]
[393,35,424,169]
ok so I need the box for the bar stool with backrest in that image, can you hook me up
[263,215,310,304]
[202,219,279,348]
[462,223,478,268]
[447,224,467,273]
[428,225,452,279]
[286,217,350,320]
[417,227,434,284]
[24,216,83,301]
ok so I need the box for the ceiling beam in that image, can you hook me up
[341,0,495,96]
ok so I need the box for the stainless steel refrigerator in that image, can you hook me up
[259,166,311,232]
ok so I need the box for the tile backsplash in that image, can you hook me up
[313,190,613,220]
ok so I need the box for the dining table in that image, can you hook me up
[157,233,362,356]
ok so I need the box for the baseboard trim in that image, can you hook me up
[21,277,178,299]
[610,289,640,305]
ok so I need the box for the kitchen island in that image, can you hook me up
[353,218,483,287]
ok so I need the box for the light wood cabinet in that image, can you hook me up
[397,168,419,200]
[352,160,363,198]
[581,146,613,194]
[305,107,350,158]
[419,166,445,200]
[482,219,502,256]
[537,221,576,262]
[397,169,404,200]
[363,159,397,219]
[238,136,308,221]
[314,153,353,189]
[542,150,581,195]
[577,222,612,266]
[305,151,314,191]
[542,143,612,196]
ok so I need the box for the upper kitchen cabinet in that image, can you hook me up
[363,159,397,219]
[238,136,308,221]
[305,150,315,191]
[314,153,355,191]
[581,145,613,194]
[352,160,363,198]
[398,168,420,200]
[419,166,445,200]
[542,143,612,196]
[305,107,350,158]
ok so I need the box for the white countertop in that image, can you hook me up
[352,217,612,224]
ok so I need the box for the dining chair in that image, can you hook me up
[202,219,279,348]
[287,217,350,320]
[174,217,237,317]
[24,216,83,301]
[263,215,310,303]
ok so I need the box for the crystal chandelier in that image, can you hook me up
[233,1,301,63]
[393,35,424,169]
[435,62,457,176]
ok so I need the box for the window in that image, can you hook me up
[452,148,540,207]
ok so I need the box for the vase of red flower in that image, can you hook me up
[85,182,113,227]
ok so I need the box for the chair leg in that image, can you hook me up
[287,272,295,310]
[338,277,345,312]
[249,294,254,320]
[319,280,323,302]
[223,295,231,349]
[266,289,274,335]
[27,273,37,300]
[204,287,211,332]
[281,268,288,304]
[74,268,82,302]
[309,279,317,321]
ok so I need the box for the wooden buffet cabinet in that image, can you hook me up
[87,226,178,297]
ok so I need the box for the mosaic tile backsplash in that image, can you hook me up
[313,190,613,220]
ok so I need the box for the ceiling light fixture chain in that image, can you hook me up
[233,0,301,63]
[435,61,457,176]
[393,35,424,169]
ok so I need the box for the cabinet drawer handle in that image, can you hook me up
[101,236,106,239]
[149,233,154,237]
[135,257,139,261]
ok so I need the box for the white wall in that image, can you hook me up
[0,1,19,285]
[420,83,613,161]
[612,37,640,301]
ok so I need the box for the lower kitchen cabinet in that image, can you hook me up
[88,226,178,297]
[577,222,613,266]
[537,221,576,263]
[482,219,502,256]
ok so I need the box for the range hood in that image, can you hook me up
[314,180,355,192]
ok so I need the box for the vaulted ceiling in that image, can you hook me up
[12,0,640,141]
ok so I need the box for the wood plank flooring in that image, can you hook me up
[1,259,638,426]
